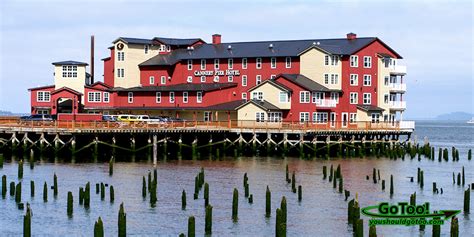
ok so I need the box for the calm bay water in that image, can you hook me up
[0,120,473,236]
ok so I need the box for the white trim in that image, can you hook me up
[156,92,161,103]
[197,92,202,103]
[285,57,291,68]
[214,59,219,69]
[160,76,166,85]
[36,91,51,102]
[350,74,358,86]
[228,58,233,69]
[299,91,310,103]
[350,55,358,67]
[149,76,155,85]
[363,56,372,68]
[341,112,348,128]
[349,92,358,104]
[103,92,109,103]
[200,59,206,70]
[242,75,247,86]
[363,74,372,86]
[169,92,175,103]
[128,92,133,103]
[187,59,193,70]
[88,92,101,103]
[256,58,262,69]
[363,93,371,104]
[270,57,276,69]
[183,91,188,103]
[242,58,248,69]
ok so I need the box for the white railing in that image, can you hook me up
[389,101,406,110]
[399,120,415,130]
[316,99,337,108]
[389,83,407,92]
[389,65,407,74]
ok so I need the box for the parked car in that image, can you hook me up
[19,114,54,125]
[102,115,118,121]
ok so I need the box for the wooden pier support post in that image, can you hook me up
[152,135,157,166]
[283,133,288,156]
[192,137,198,160]
[178,136,183,159]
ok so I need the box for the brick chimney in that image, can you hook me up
[346,32,357,40]
[212,34,221,44]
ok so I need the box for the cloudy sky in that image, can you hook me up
[0,0,472,118]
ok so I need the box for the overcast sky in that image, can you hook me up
[0,0,472,118]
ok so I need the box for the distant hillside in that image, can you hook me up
[0,110,14,116]
[435,112,473,121]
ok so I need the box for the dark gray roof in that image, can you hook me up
[52,61,88,66]
[114,37,153,45]
[357,104,385,112]
[248,79,293,93]
[206,100,246,110]
[139,37,402,67]
[277,74,333,92]
[113,83,237,92]
[140,52,183,66]
[153,37,202,46]
[236,99,281,111]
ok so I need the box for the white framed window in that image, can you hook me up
[285,57,291,68]
[363,75,372,86]
[144,45,149,54]
[324,55,329,65]
[330,92,339,103]
[252,91,263,101]
[200,76,206,83]
[88,92,101,102]
[103,92,109,103]
[313,112,328,124]
[384,94,389,104]
[197,92,202,103]
[256,75,262,85]
[371,113,380,123]
[161,76,166,85]
[169,92,175,103]
[324,74,329,84]
[187,76,193,83]
[128,92,133,103]
[166,45,171,52]
[204,111,212,122]
[363,56,372,68]
[384,76,389,86]
[160,44,166,52]
[183,92,188,103]
[228,59,233,69]
[330,56,339,66]
[242,93,247,101]
[256,58,262,69]
[330,112,336,127]
[279,92,289,103]
[117,68,124,78]
[349,113,357,124]
[268,112,282,122]
[37,91,51,102]
[242,75,247,86]
[330,74,339,84]
[156,92,161,103]
[149,76,155,85]
[117,52,125,61]
[350,74,358,86]
[350,55,358,67]
[299,112,310,123]
[201,59,206,70]
[312,92,324,104]
[62,65,78,78]
[270,75,276,79]
[187,60,193,70]
[349,92,358,104]
[213,76,219,82]
[37,109,49,115]
[228,75,233,82]
[299,91,310,103]
[242,58,248,69]
[363,93,371,104]
[214,59,219,69]
[271,57,276,68]
[256,112,265,122]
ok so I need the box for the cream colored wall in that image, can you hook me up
[250,82,291,109]
[377,58,391,118]
[54,65,87,103]
[356,109,371,122]
[299,48,341,90]
[237,103,265,121]
[114,40,160,88]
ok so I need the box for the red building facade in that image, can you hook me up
[29,33,407,125]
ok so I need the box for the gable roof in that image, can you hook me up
[248,79,293,93]
[85,81,112,90]
[52,61,88,66]
[206,100,246,111]
[112,83,237,92]
[277,74,335,92]
[51,87,83,95]
[235,99,281,111]
[113,37,204,46]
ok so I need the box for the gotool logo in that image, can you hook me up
[361,202,460,226]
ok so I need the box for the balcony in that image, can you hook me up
[389,65,407,75]
[316,99,337,108]
[389,101,406,110]
[389,83,407,93]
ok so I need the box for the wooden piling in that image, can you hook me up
[188,216,195,237]
[23,205,31,237]
[94,217,104,237]
[450,217,458,237]
[79,187,84,205]
[323,166,327,180]
[100,182,105,200]
[390,175,394,196]
[15,182,21,203]
[43,182,47,202]
[232,188,238,221]
[420,170,424,189]
[84,182,90,208]
[291,171,296,193]
[205,204,212,235]
[464,188,470,213]
[369,224,376,237]
[298,185,302,201]
[468,149,472,160]
[67,191,73,216]
[109,157,114,176]
[142,176,146,198]
[10,181,15,196]
[53,173,58,197]
[432,216,440,237]
[348,199,354,224]
[266,186,271,217]
[18,160,23,179]
[372,168,377,184]
[118,203,126,237]
[182,189,186,210]
[110,185,114,203]
[339,177,343,193]
[280,196,287,236]
[1,175,6,198]
[204,182,209,207]
[462,166,465,186]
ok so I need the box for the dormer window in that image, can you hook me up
[166,45,171,52]
[144,45,149,54]
[160,45,166,51]
[62,65,77,78]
